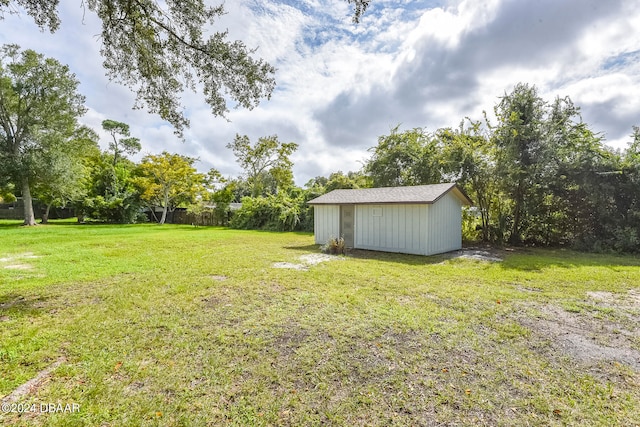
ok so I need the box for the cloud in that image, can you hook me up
[2,0,640,185]
[315,0,640,161]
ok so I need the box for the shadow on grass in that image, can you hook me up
[285,241,640,270]
[283,244,322,252]
[0,219,90,228]
[494,246,640,271]
[348,245,640,270]
[0,293,51,317]
[281,244,448,266]
[235,228,312,236]
[345,249,450,266]
[0,224,21,231]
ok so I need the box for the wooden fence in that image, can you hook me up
[0,200,75,220]
[169,209,231,226]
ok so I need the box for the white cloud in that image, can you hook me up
[2,0,640,184]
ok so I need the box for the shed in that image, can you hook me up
[307,183,472,256]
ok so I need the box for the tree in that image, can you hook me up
[135,151,207,224]
[1,1,275,137]
[0,182,15,203]
[79,150,142,223]
[438,119,496,241]
[492,83,546,244]
[210,182,235,226]
[0,44,86,225]
[102,120,141,166]
[31,125,100,223]
[1,1,372,136]
[365,126,442,187]
[346,0,371,22]
[306,170,371,193]
[76,119,143,223]
[325,171,371,191]
[101,119,141,196]
[227,134,298,197]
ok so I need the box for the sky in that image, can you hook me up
[2,0,640,185]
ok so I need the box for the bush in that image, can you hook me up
[230,194,310,231]
[321,236,345,255]
[613,226,640,253]
[78,195,144,223]
[461,207,481,243]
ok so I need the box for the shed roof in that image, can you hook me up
[308,183,472,206]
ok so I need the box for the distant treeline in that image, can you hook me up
[245,83,639,253]
[3,76,638,252]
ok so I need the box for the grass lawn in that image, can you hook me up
[0,220,639,426]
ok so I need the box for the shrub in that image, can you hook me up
[321,236,345,255]
[230,194,309,231]
[78,194,144,223]
[461,207,481,243]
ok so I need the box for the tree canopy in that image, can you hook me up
[0,44,87,225]
[365,126,441,187]
[135,151,208,224]
[1,0,277,137]
[227,134,298,197]
[102,119,141,166]
[0,1,373,136]
[360,84,640,251]
[31,125,100,223]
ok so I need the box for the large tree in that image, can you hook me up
[102,119,141,166]
[227,134,298,197]
[365,126,442,187]
[492,83,547,244]
[31,125,100,223]
[0,44,86,225]
[80,151,142,223]
[438,120,496,242]
[79,122,142,223]
[0,1,371,136]
[135,151,208,224]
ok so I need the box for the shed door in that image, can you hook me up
[340,205,355,248]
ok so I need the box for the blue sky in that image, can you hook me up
[2,0,640,185]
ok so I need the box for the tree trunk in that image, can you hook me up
[159,190,169,225]
[510,181,523,244]
[42,203,52,224]
[148,206,159,223]
[21,177,37,226]
[159,206,167,224]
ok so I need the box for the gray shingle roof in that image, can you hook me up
[308,183,472,205]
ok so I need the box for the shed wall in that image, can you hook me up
[355,204,428,255]
[424,192,463,255]
[313,205,340,244]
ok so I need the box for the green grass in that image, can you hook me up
[1,220,639,426]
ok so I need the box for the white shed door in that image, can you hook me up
[340,205,355,247]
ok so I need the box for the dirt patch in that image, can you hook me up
[208,275,228,281]
[0,252,40,262]
[272,327,311,357]
[273,253,343,271]
[299,253,340,265]
[586,290,640,309]
[4,264,33,270]
[273,262,309,271]
[1,356,66,404]
[630,290,640,306]
[1,252,40,270]
[450,247,503,262]
[0,296,27,310]
[521,294,640,371]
